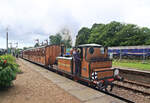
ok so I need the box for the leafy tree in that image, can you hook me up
[49,28,72,48]
[75,27,90,46]
[23,47,32,50]
[34,43,40,47]
[75,21,150,46]
[49,33,62,45]
[141,27,150,45]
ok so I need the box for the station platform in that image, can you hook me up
[113,66,150,74]
[113,66,150,85]
[22,59,125,103]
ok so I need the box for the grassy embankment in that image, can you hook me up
[113,59,150,71]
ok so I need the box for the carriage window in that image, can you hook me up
[77,48,81,54]
[89,47,94,54]
[101,47,104,54]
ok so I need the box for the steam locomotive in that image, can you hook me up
[21,44,123,91]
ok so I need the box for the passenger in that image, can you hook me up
[73,48,81,76]
[70,48,73,56]
[16,53,19,58]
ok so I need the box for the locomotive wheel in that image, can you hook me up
[88,83,96,88]
[103,80,114,92]
[97,80,114,92]
[74,76,78,82]
[91,84,96,88]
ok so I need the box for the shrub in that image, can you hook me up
[0,55,19,89]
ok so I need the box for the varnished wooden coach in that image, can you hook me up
[23,45,64,66]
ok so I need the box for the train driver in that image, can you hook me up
[73,48,81,76]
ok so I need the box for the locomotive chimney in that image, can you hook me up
[61,44,65,56]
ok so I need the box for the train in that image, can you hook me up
[108,45,150,59]
[21,43,123,92]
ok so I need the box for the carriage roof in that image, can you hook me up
[109,45,150,49]
[78,44,102,47]
[23,46,46,51]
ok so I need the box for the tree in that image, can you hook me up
[49,28,72,48]
[141,27,150,45]
[75,21,150,46]
[75,27,90,46]
[23,47,32,50]
[49,33,62,45]
[34,43,39,47]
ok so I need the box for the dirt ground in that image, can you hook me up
[0,59,81,103]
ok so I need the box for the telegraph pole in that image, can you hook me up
[6,28,8,53]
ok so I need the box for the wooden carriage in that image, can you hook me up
[23,45,63,66]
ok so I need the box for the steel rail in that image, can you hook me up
[114,83,150,96]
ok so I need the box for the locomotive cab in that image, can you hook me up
[77,44,113,79]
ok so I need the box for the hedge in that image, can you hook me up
[0,55,19,88]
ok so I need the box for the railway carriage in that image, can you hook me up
[108,45,150,59]
[22,44,122,91]
[23,45,64,66]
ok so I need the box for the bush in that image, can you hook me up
[0,55,19,88]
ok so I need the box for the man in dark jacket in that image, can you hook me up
[73,48,81,76]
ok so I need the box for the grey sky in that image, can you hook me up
[0,0,150,48]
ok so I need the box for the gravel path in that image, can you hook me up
[0,59,81,103]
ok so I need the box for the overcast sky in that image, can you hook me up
[0,0,150,48]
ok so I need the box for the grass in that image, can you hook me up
[113,59,150,71]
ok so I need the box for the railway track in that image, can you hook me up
[48,66,135,103]
[114,79,150,96]
[51,69,135,103]
[93,87,134,103]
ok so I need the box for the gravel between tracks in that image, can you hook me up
[112,85,150,103]
[0,59,81,103]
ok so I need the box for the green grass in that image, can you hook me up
[113,59,150,71]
